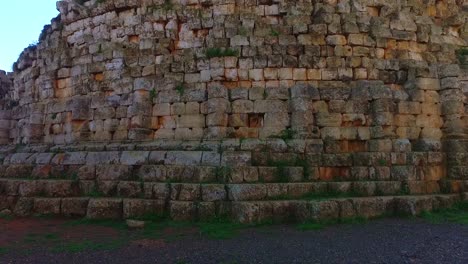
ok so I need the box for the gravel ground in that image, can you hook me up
[2,218,467,264]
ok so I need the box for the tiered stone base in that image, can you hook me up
[0,140,466,223]
[3,194,467,224]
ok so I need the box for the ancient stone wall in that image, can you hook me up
[0,0,467,221]
[5,0,466,144]
[0,70,13,144]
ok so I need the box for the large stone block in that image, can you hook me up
[202,184,227,201]
[33,198,61,215]
[123,199,164,219]
[228,184,266,201]
[120,151,149,165]
[87,198,123,219]
[61,198,89,217]
[86,152,120,165]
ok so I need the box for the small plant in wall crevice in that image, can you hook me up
[456,48,468,65]
[205,48,239,59]
[270,29,280,37]
[149,88,157,102]
[163,0,174,10]
[175,84,185,96]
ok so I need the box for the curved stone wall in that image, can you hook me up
[4,0,466,145]
[0,0,467,221]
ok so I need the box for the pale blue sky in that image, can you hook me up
[0,0,59,71]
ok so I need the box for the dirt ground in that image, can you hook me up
[1,215,467,264]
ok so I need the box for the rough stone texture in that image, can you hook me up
[0,0,466,223]
[86,198,123,219]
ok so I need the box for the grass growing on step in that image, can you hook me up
[270,128,296,140]
[0,247,8,255]
[297,217,368,231]
[197,217,247,239]
[139,215,251,240]
[175,84,185,96]
[64,213,267,240]
[215,166,232,183]
[456,48,468,64]
[86,186,105,198]
[205,48,238,58]
[420,201,468,225]
[270,29,280,37]
[0,213,13,220]
[149,88,157,101]
[267,159,290,183]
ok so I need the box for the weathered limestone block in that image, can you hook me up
[87,198,123,219]
[202,184,227,202]
[123,199,164,219]
[165,151,202,165]
[309,200,340,221]
[86,152,120,165]
[117,181,142,198]
[78,165,96,180]
[221,151,251,166]
[228,184,267,201]
[394,196,433,216]
[70,97,91,120]
[43,180,79,197]
[120,151,149,165]
[316,113,342,127]
[96,165,131,181]
[153,183,171,200]
[169,201,197,221]
[61,152,87,165]
[171,183,200,201]
[5,165,33,178]
[13,197,33,216]
[33,198,61,215]
[232,201,273,224]
[61,198,89,216]
[352,197,393,219]
[18,181,41,197]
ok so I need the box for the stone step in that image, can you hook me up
[0,163,452,183]
[2,149,446,169]
[3,193,466,224]
[0,178,455,201]
[2,138,450,155]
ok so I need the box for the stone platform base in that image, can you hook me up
[0,141,466,223]
[2,193,467,224]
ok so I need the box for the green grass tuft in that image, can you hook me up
[420,202,468,225]
[270,29,280,37]
[0,213,13,221]
[205,48,239,58]
[197,217,246,239]
[270,128,296,140]
[149,88,157,101]
[0,247,8,255]
[86,186,105,198]
[175,84,185,96]
[297,216,368,231]
[456,48,468,65]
